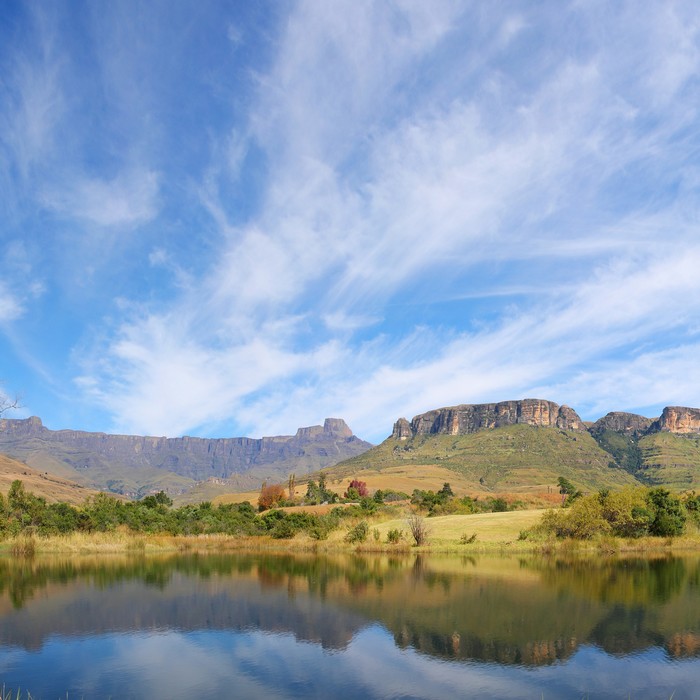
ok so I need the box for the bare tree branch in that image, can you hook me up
[0,388,21,417]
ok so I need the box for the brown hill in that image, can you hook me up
[0,453,103,505]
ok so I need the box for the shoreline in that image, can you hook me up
[4,529,700,557]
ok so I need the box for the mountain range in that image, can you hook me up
[332,399,700,494]
[2,398,700,502]
[0,416,371,499]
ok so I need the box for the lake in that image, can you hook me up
[1,551,699,698]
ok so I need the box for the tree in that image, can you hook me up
[557,476,582,506]
[0,383,21,416]
[258,483,286,511]
[646,488,686,537]
[438,482,454,501]
[344,479,368,499]
[142,491,173,509]
[406,513,430,546]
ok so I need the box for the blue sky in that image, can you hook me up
[1,1,699,443]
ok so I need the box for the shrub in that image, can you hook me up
[307,514,338,541]
[598,488,651,538]
[382,490,410,502]
[270,519,296,539]
[537,498,610,539]
[536,486,690,540]
[344,520,369,543]
[386,528,404,544]
[488,497,509,512]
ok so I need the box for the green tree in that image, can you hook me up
[438,482,454,501]
[557,476,582,506]
[646,488,686,537]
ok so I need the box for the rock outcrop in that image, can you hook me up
[392,401,700,441]
[651,406,700,435]
[590,412,653,435]
[391,418,413,440]
[392,399,586,439]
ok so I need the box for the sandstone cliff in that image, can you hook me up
[392,401,700,441]
[392,399,585,440]
[651,406,700,435]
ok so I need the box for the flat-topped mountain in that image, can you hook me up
[0,417,371,498]
[335,399,700,494]
[392,399,585,439]
[394,400,700,440]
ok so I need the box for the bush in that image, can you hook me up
[537,498,610,539]
[536,486,690,540]
[382,490,410,502]
[344,520,369,543]
[386,528,404,544]
[647,488,686,536]
[270,519,296,539]
[487,497,509,512]
[307,514,338,540]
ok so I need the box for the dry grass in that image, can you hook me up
[372,509,547,545]
[0,454,101,505]
[212,465,567,510]
[5,507,700,556]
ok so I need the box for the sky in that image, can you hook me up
[1,0,699,444]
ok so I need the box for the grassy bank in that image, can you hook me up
[4,509,700,556]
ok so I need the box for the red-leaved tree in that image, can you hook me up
[344,479,368,499]
[258,483,286,511]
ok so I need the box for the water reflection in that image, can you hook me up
[1,552,700,698]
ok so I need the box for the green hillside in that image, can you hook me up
[636,432,700,489]
[331,424,637,492]
[590,430,643,473]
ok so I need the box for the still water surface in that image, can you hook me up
[1,552,700,699]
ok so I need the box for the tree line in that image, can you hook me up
[0,479,386,541]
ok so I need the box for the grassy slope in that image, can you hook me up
[329,425,637,493]
[0,453,103,504]
[637,432,700,489]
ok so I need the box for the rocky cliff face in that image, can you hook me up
[0,417,371,497]
[590,412,653,435]
[392,399,585,439]
[651,406,700,435]
[392,401,700,441]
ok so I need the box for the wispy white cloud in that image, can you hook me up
[0,286,23,324]
[0,6,65,183]
[25,1,700,440]
[42,168,160,228]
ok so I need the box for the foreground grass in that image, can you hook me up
[6,508,700,556]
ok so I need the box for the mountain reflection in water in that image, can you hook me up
[1,552,700,699]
